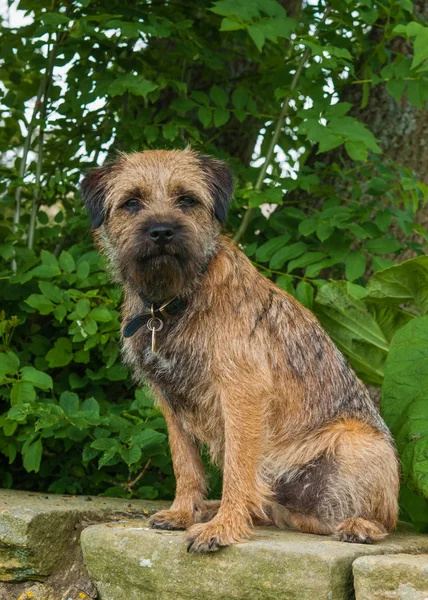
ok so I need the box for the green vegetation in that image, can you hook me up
[0,0,427,530]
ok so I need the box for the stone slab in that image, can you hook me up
[353,553,428,600]
[80,522,428,600]
[0,488,167,582]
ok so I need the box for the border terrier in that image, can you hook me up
[81,149,399,552]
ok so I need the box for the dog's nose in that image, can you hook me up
[148,225,175,245]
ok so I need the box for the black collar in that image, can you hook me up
[123,255,212,339]
[123,296,186,338]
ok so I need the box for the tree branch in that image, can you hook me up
[233,7,332,244]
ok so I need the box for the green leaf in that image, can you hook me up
[295,281,314,309]
[76,298,91,319]
[382,317,428,499]
[89,306,113,322]
[59,251,76,273]
[198,106,212,128]
[76,261,90,280]
[232,88,248,110]
[120,445,142,466]
[386,79,406,101]
[21,366,52,390]
[22,439,42,473]
[213,108,230,127]
[247,25,265,51]
[46,338,73,367]
[345,251,367,282]
[299,219,317,236]
[108,74,158,97]
[38,281,63,303]
[346,282,368,300]
[91,438,116,451]
[162,123,178,140]
[59,391,79,415]
[315,282,388,385]
[287,252,326,273]
[316,223,334,242]
[25,294,54,315]
[412,28,428,70]
[366,256,428,314]
[210,85,228,108]
[133,428,166,448]
[0,351,20,380]
[255,234,291,263]
[8,403,33,422]
[10,382,36,405]
[345,141,368,161]
[270,242,308,270]
[364,239,402,254]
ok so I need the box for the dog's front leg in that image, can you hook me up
[150,397,207,531]
[186,389,269,552]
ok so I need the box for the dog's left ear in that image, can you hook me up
[199,155,234,223]
[80,162,115,230]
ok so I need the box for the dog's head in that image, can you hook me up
[80,149,234,300]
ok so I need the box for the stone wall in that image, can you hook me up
[0,490,426,600]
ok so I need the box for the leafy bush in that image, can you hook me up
[0,0,428,528]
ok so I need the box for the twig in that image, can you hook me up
[122,458,151,492]
[233,7,332,243]
[28,35,58,250]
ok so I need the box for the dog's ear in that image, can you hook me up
[80,162,115,230]
[199,155,234,223]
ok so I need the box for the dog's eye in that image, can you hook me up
[177,195,198,208]
[123,198,140,210]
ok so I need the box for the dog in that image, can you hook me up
[81,148,399,552]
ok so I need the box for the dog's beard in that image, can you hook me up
[120,247,207,302]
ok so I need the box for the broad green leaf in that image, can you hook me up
[38,281,63,303]
[210,85,228,108]
[46,338,73,367]
[270,242,307,270]
[25,294,54,315]
[364,238,402,254]
[108,74,158,97]
[10,382,36,405]
[91,437,117,451]
[247,25,265,51]
[366,256,428,314]
[76,261,90,280]
[198,106,212,128]
[345,251,367,282]
[59,391,79,415]
[59,251,75,273]
[0,351,20,381]
[89,306,113,322]
[412,28,428,70]
[213,108,230,127]
[76,298,91,319]
[22,439,42,473]
[288,251,326,273]
[382,317,428,498]
[315,282,388,385]
[133,428,166,448]
[21,366,53,390]
[120,445,142,466]
[255,234,291,263]
[295,281,313,309]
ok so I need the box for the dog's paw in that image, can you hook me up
[185,518,250,553]
[333,517,387,544]
[149,509,193,531]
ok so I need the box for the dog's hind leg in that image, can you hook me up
[271,418,399,543]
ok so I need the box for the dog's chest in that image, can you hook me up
[124,324,213,412]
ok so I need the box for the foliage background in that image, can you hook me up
[1,0,427,530]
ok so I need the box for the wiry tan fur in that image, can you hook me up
[81,149,400,552]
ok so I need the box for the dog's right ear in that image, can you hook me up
[80,163,114,230]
